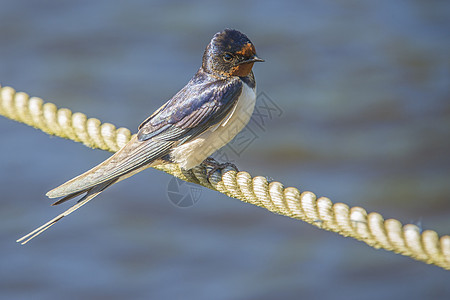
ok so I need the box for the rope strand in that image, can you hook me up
[1,84,449,270]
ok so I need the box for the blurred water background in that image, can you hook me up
[1,1,449,299]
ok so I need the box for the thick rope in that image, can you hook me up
[1,84,449,270]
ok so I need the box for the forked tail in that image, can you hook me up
[16,179,117,245]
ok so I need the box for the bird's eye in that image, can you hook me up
[223,53,234,62]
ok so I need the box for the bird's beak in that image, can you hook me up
[250,55,265,63]
[238,55,265,65]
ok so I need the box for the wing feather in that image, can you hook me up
[47,73,243,198]
[137,76,243,143]
[46,136,174,198]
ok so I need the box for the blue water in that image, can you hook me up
[1,1,449,299]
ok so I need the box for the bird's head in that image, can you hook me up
[202,29,264,77]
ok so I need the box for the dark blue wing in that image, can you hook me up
[137,72,243,144]
[45,72,243,199]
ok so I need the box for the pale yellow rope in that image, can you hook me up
[1,84,449,270]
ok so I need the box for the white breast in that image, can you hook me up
[171,82,256,170]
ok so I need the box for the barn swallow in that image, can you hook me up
[17,29,263,244]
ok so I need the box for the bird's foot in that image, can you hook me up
[202,157,238,182]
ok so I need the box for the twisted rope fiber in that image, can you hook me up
[1,85,449,270]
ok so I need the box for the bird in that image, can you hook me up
[17,29,264,244]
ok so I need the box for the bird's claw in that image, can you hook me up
[202,157,239,182]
